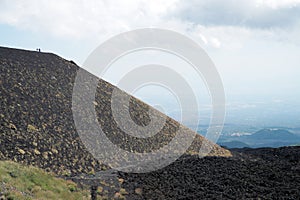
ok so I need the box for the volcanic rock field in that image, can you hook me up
[0,46,299,199]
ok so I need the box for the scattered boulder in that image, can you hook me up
[18,148,25,155]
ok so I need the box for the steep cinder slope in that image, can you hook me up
[0,46,230,175]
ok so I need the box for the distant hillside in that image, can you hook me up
[218,140,250,148]
[244,129,300,148]
[221,128,300,148]
[0,46,230,175]
[251,129,299,140]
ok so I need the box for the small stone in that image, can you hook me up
[135,188,143,195]
[88,168,95,175]
[8,123,17,130]
[18,148,25,155]
[42,124,47,130]
[51,148,58,154]
[32,142,38,147]
[114,192,121,199]
[91,160,96,167]
[119,188,128,195]
[55,126,62,132]
[97,186,103,193]
[27,124,38,132]
[100,181,109,186]
[42,152,48,159]
[0,194,6,200]
[34,149,41,155]
[118,178,124,184]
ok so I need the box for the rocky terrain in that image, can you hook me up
[1,46,299,199]
[0,46,229,176]
[1,146,299,199]
[118,146,300,199]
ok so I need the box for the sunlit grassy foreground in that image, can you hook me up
[0,161,90,200]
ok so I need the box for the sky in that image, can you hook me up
[1,0,300,127]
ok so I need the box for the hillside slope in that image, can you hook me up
[221,129,300,148]
[0,46,230,175]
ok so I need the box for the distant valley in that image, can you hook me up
[195,124,300,148]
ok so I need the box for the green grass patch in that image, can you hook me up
[0,161,90,200]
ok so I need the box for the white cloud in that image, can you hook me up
[255,0,300,9]
[1,0,300,49]
[0,0,180,41]
[173,0,300,29]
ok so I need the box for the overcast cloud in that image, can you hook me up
[173,0,300,29]
[1,0,300,47]
[0,0,299,98]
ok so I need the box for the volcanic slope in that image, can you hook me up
[0,46,230,175]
